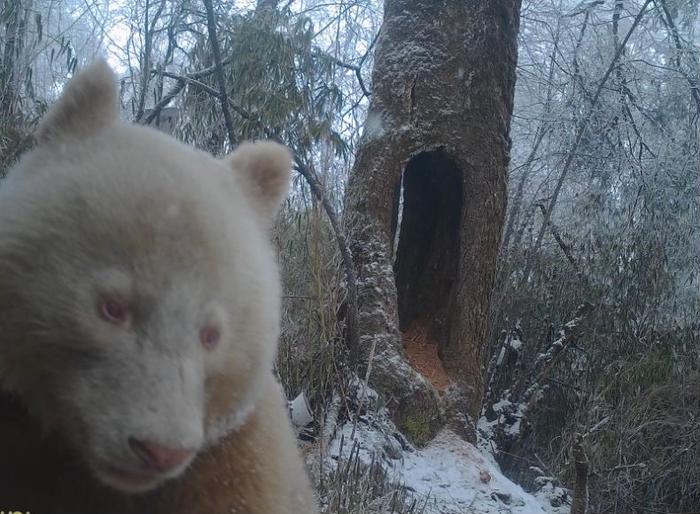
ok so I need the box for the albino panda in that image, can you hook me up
[0,61,319,514]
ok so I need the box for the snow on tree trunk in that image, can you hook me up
[344,0,521,444]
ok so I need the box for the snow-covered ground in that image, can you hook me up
[328,415,570,514]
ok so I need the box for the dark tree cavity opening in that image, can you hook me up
[392,151,462,386]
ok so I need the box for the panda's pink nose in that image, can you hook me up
[129,438,194,472]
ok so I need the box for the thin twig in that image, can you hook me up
[141,55,236,125]
[522,0,653,284]
[135,0,167,122]
[316,30,378,98]
[534,203,580,274]
[203,0,237,149]
[143,79,185,125]
[654,0,700,115]
[294,157,360,365]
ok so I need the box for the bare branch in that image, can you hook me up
[534,203,580,274]
[315,30,378,98]
[654,0,700,114]
[142,57,238,125]
[202,0,237,149]
[522,0,653,284]
[143,79,185,125]
[135,0,167,122]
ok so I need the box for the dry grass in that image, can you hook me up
[319,436,426,514]
[0,125,33,176]
[587,374,700,513]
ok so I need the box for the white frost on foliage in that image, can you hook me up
[482,398,527,438]
[476,412,573,514]
[509,337,523,351]
[531,481,572,514]
[347,375,380,405]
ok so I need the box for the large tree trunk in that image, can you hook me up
[344,0,520,443]
[0,0,21,118]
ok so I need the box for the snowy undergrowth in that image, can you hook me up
[325,390,570,514]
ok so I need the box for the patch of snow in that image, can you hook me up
[496,346,506,366]
[347,375,380,406]
[531,482,571,514]
[400,430,549,514]
[534,476,555,487]
[564,319,579,329]
[363,110,386,141]
[326,381,570,514]
[492,399,514,413]
[329,420,564,514]
[509,337,522,351]
[485,398,527,438]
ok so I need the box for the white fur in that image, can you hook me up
[0,60,293,494]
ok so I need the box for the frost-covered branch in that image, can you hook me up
[522,0,653,284]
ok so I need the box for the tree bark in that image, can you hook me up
[0,0,21,118]
[570,434,589,514]
[344,0,521,442]
[134,0,166,122]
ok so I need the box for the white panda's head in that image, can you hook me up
[0,61,291,493]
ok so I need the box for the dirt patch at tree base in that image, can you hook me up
[402,322,451,391]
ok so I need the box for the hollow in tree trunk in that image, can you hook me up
[344,0,521,444]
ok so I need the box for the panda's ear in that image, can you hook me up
[36,60,119,145]
[225,141,292,224]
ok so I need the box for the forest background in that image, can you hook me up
[0,0,698,512]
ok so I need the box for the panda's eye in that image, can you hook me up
[200,325,221,350]
[98,295,131,326]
